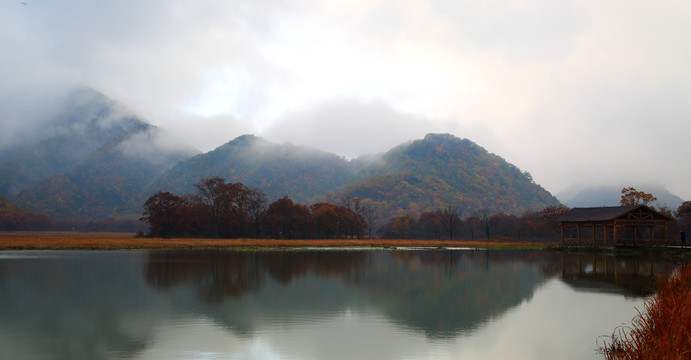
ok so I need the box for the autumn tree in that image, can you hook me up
[261,196,314,239]
[140,191,186,238]
[246,188,268,238]
[219,182,254,237]
[195,177,227,237]
[518,205,570,240]
[475,208,491,240]
[488,213,519,240]
[311,203,341,238]
[464,215,479,240]
[379,213,418,239]
[620,187,657,207]
[193,177,269,238]
[418,211,442,239]
[362,205,378,239]
[340,196,367,238]
[436,206,462,240]
[677,201,691,231]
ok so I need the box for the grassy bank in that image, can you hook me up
[600,265,691,359]
[0,231,556,250]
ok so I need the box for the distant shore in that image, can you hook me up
[0,231,555,250]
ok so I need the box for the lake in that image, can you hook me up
[0,249,677,360]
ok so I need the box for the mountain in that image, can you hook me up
[1,88,198,220]
[0,194,52,230]
[557,184,684,210]
[151,133,559,220]
[0,86,561,223]
[146,134,354,204]
[332,133,559,219]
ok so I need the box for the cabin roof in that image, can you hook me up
[557,205,672,222]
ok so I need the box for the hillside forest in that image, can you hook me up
[2,90,690,239]
[139,177,691,241]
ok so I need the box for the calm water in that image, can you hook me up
[0,249,677,360]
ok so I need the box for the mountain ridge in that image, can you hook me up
[145,133,356,205]
[12,90,686,223]
[1,88,199,220]
[557,184,684,210]
[150,132,561,220]
[331,133,559,219]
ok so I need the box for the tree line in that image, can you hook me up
[378,187,691,240]
[0,194,146,232]
[142,181,691,241]
[140,176,369,239]
[377,205,570,240]
[140,176,570,240]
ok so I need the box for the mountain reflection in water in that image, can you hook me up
[0,249,677,360]
[145,250,552,338]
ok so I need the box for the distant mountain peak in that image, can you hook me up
[557,183,684,209]
[226,133,262,144]
[423,133,460,143]
[2,88,198,220]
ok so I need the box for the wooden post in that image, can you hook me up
[613,225,618,246]
[604,225,609,246]
[649,226,653,243]
[665,223,668,243]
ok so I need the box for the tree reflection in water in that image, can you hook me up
[144,250,562,338]
[0,249,678,360]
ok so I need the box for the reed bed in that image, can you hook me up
[600,265,691,359]
[0,231,554,250]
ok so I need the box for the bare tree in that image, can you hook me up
[195,177,227,237]
[475,208,491,240]
[246,188,268,238]
[362,206,378,239]
[436,206,461,240]
[340,195,365,238]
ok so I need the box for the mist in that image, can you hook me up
[1,0,690,199]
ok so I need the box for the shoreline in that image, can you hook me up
[0,231,555,250]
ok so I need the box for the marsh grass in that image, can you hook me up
[0,231,556,250]
[599,265,691,359]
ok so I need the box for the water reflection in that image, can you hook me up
[0,249,679,360]
[0,251,153,360]
[144,250,558,338]
[558,254,677,296]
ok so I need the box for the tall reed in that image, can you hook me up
[600,264,691,359]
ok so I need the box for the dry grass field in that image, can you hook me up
[600,264,691,359]
[0,231,555,250]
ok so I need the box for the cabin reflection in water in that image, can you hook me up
[558,254,676,296]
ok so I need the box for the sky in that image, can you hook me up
[1,0,690,199]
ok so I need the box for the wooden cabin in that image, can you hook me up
[558,205,672,247]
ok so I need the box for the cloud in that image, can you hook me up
[116,127,199,168]
[1,0,691,199]
[263,99,431,158]
[262,98,507,160]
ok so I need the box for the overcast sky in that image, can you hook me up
[1,0,690,199]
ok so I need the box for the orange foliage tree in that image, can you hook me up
[620,187,657,206]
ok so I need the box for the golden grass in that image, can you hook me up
[600,265,691,359]
[0,231,556,250]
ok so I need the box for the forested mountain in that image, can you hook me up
[332,133,559,220]
[145,134,355,204]
[0,88,560,223]
[1,88,198,220]
[150,133,559,221]
[0,194,52,230]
